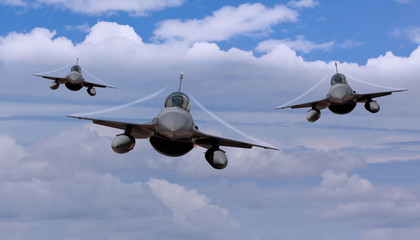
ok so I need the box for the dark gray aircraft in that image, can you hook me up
[34,60,113,96]
[68,73,277,169]
[276,63,407,122]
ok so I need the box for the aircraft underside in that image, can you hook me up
[65,82,83,91]
[149,135,194,157]
[328,101,356,114]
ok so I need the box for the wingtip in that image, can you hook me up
[67,115,82,120]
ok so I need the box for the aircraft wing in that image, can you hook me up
[275,98,330,110]
[354,89,407,102]
[67,116,155,139]
[33,74,68,84]
[192,129,278,150]
[82,80,115,89]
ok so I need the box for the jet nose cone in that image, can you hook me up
[330,84,353,102]
[156,109,194,139]
[67,72,82,83]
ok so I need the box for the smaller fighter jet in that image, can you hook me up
[33,59,114,96]
[68,73,278,170]
[276,63,407,122]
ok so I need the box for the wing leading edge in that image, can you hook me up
[33,74,68,84]
[354,89,407,102]
[275,98,330,110]
[67,116,155,139]
[192,129,278,150]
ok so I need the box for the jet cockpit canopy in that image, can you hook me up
[331,73,347,85]
[165,92,191,111]
[71,65,82,73]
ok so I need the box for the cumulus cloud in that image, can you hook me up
[309,171,374,200]
[256,35,335,54]
[256,36,364,54]
[153,3,298,43]
[2,0,186,15]
[308,171,420,228]
[287,0,319,8]
[393,26,420,44]
[0,132,238,238]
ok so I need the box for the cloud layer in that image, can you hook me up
[0,0,186,15]
[153,3,298,43]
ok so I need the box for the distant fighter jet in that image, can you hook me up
[34,59,114,96]
[68,73,277,169]
[276,63,407,122]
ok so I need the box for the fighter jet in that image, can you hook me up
[68,73,277,169]
[33,59,114,96]
[276,63,407,122]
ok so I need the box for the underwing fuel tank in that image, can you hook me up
[306,109,321,122]
[50,81,59,90]
[111,134,136,154]
[205,148,228,169]
[365,101,380,113]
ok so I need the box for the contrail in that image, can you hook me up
[33,63,72,75]
[71,86,168,117]
[190,94,275,148]
[347,74,406,91]
[82,66,116,88]
[275,73,330,109]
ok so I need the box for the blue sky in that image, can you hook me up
[0,0,419,239]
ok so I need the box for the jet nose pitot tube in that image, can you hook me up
[156,108,194,139]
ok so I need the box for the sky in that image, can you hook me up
[0,0,419,239]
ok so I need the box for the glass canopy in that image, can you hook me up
[71,65,82,73]
[165,92,191,111]
[330,73,348,85]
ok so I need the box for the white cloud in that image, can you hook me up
[0,0,27,7]
[153,3,298,43]
[2,0,186,15]
[65,23,91,33]
[392,26,420,44]
[405,27,420,44]
[308,171,420,229]
[360,228,420,240]
[256,35,335,54]
[147,178,240,231]
[309,171,374,200]
[287,0,319,8]
[394,0,410,4]
[0,132,239,238]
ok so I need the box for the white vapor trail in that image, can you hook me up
[275,73,330,109]
[71,86,168,117]
[190,94,275,148]
[347,74,406,91]
[83,67,116,88]
[33,63,72,75]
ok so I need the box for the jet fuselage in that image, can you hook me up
[148,92,196,157]
[327,82,357,114]
[64,70,84,91]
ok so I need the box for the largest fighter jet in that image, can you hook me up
[68,73,277,170]
[276,63,407,122]
[33,59,114,96]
